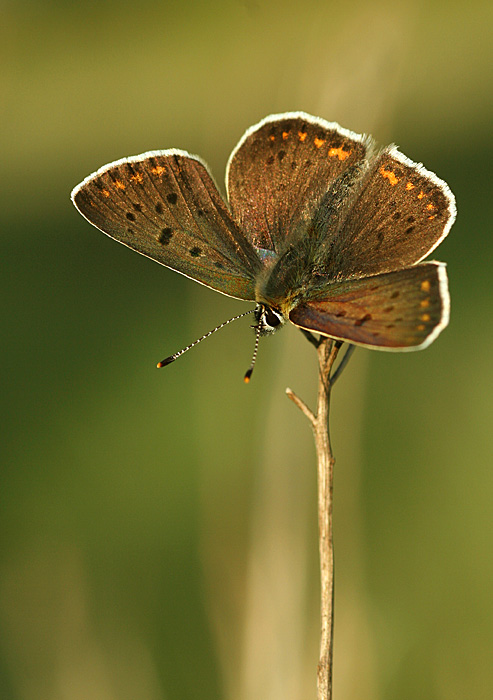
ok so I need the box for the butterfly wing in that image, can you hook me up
[226,112,371,254]
[289,262,449,350]
[325,147,456,280]
[72,150,262,301]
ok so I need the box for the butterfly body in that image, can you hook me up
[72,112,455,355]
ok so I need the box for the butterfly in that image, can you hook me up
[71,112,455,377]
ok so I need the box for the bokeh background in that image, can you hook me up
[1,1,492,698]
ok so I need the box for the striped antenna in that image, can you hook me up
[244,322,262,383]
[157,309,255,368]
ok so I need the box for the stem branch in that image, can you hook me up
[286,387,316,426]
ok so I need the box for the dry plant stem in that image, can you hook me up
[286,337,342,700]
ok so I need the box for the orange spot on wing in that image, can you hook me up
[417,191,426,199]
[298,131,307,141]
[115,180,126,190]
[421,280,431,292]
[328,146,351,161]
[428,215,436,220]
[406,182,415,190]
[420,299,430,308]
[426,203,435,210]
[282,131,289,140]
[269,134,275,141]
[151,166,166,176]
[131,173,144,183]
[421,313,431,322]
[379,166,400,186]
[102,189,110,198]
[314,137,325,148]
[417,324,426,331]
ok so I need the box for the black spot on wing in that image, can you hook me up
[354,313,372,326]
[158,227,173,245]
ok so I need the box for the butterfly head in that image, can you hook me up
[253,304,286,335]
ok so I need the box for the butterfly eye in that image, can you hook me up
[265,307,283,328]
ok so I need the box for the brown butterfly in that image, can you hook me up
[72,112,455,374]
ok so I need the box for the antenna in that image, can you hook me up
[244,322,262,383]
[157,309,255,368]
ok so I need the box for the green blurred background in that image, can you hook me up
[1,1,492,698]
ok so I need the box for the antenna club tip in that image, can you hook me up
[244,369,253,383]
[157,356,175,368]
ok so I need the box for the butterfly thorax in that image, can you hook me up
[254,241,319,322]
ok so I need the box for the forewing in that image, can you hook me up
[226,112,370,253]
[289,263,449,350]
[328,147,456,279]
[71,150,262,300]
